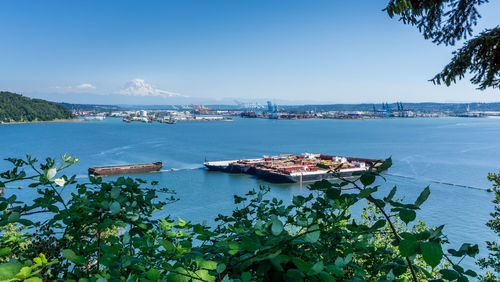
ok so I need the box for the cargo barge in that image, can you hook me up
[88,162,163,176]
[204,154,384,183]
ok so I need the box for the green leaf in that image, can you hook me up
[216,263,226,274]
[326,188,341,200]
[464,269,477,277]
[271,217,284,236]
[24,278,43,282]
[465,244,479,257]
[15,266,31,279]
[316,163,330,170]
[110,201,121,215]
[18,219,33,226]
[309,179,332,190]
[193,224,205,234]
[415,186,430,207]
[228,241,239,255]
[377,157,392,172]
[0,261,22,280]
[399,209,416,224]
[241,272,252,282]
[309,261,324,275]
[146,268,161,280]
[291,257,311,273]
[421,241,443,268]
[48,205,59,213]
[385,186,397,201]
[318,271,336,282]
[39,254,48,265]
[8,212,20,223]
[440,269,459,280]
[7,195,16,204]
[304,225,320,243]
[199,260,217,270]
[416,230,431,240]
[326,264,345,276]
[195,269,215,281]
[177,217,186,227]
[429,225,444,240]
[110,186,120,199]
[371,219,386,229]
[358,187,378,199]
[62,249,85,265]
[392,264,408,276]
[167,267,191,282]
[453,265,464,273]
[0,248,10,257]
[360,174,376,186]
[334,257,346,267]
[160,240,175,252]
[122,233,130,244]
[286,269,305,281]
[399,238,419,257]
[344,253,353,264]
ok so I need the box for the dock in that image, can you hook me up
[204,153,384,183]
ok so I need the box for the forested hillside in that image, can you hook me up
[0,91,74,122]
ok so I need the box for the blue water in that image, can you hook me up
[1,117,499,272]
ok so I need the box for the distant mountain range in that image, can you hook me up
[0,91,74,123]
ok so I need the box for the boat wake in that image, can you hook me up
[386,173,486,191]
[160,166,203,172]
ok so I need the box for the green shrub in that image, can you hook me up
[0,154,482,281]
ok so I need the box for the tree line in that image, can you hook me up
[0,92,74,123]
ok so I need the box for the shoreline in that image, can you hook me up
[0,118,83,125]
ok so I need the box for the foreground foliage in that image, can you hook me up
[477,172,500,280]
[0,154,484,281]
[385,0,500,90]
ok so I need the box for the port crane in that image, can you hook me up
[234,100,264,110]
[191,104,212,114]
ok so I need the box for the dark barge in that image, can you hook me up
[88,162,163,177]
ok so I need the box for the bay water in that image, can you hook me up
[1,117,499,272]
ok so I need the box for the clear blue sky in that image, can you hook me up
[1,0,499,105]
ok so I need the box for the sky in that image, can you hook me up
[0,0,499,105]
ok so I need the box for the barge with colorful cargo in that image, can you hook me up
[204,153,384,183]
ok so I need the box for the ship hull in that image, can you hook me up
[204,159,261,174]
[88,162,163,176]
[255,168,357,183]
